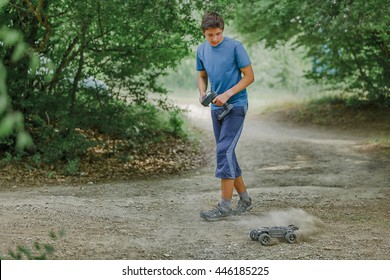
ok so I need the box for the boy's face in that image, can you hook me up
[203,27,224,47]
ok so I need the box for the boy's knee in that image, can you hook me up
[216,144,228,157]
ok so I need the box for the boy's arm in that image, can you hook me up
[213,64,255,106]
[198,70,208,103]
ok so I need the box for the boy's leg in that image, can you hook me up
[221,178,234,200]
[234,176,250,201]
[214,106,246,179]
[219,178,234,211]
[200,178,234,221]
[200,106,248,220]
[215,106,246,207]
[233,175,254,215]
[234,175,246,194]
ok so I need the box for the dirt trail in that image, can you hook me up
[1,104,389,260]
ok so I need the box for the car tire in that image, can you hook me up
[258,233,270,245]
[285,233,297,243]
[250,230,259,241]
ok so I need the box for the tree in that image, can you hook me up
[2,0,236,107]
[1,0,236,161]
[235,0,390,106]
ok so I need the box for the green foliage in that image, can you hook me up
[64,159,80,175]
[162,57,198,90]
[1,0,236,167]
[1,229,65,260]
[1,94,188,167]
[0,0,33,150]
[168,109,188,139]
[120,103,187,146]
[235,0,390,107]
[0,150,12,163]
[1,0,235,110]
[26,113,93,163]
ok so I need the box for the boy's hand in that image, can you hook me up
[212,89,234,106]
[199,92,206,104]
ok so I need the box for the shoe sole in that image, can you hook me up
[246,203,255,211]
[200,212,231,221]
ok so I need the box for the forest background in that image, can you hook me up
[0,0,389,183]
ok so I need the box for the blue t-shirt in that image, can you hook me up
[196,37,251,109]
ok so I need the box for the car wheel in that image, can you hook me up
[259,233,270,245]
[285,233,297,243]
[250,230,259,241]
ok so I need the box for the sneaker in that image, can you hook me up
[233,198,254,216]
[200,204,232,221]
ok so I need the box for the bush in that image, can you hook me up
[26,114,94,163]
[0,95,188,170]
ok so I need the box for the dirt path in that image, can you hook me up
[1,105,389,260]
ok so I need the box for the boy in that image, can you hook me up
[196,12,255,221]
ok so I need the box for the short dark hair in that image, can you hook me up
[201,12,224,32]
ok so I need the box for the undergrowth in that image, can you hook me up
[0,230,65,260]
[268,93,390,151]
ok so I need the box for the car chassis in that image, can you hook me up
[250,224,299,245]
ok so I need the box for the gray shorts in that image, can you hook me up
[211,105,248,179]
